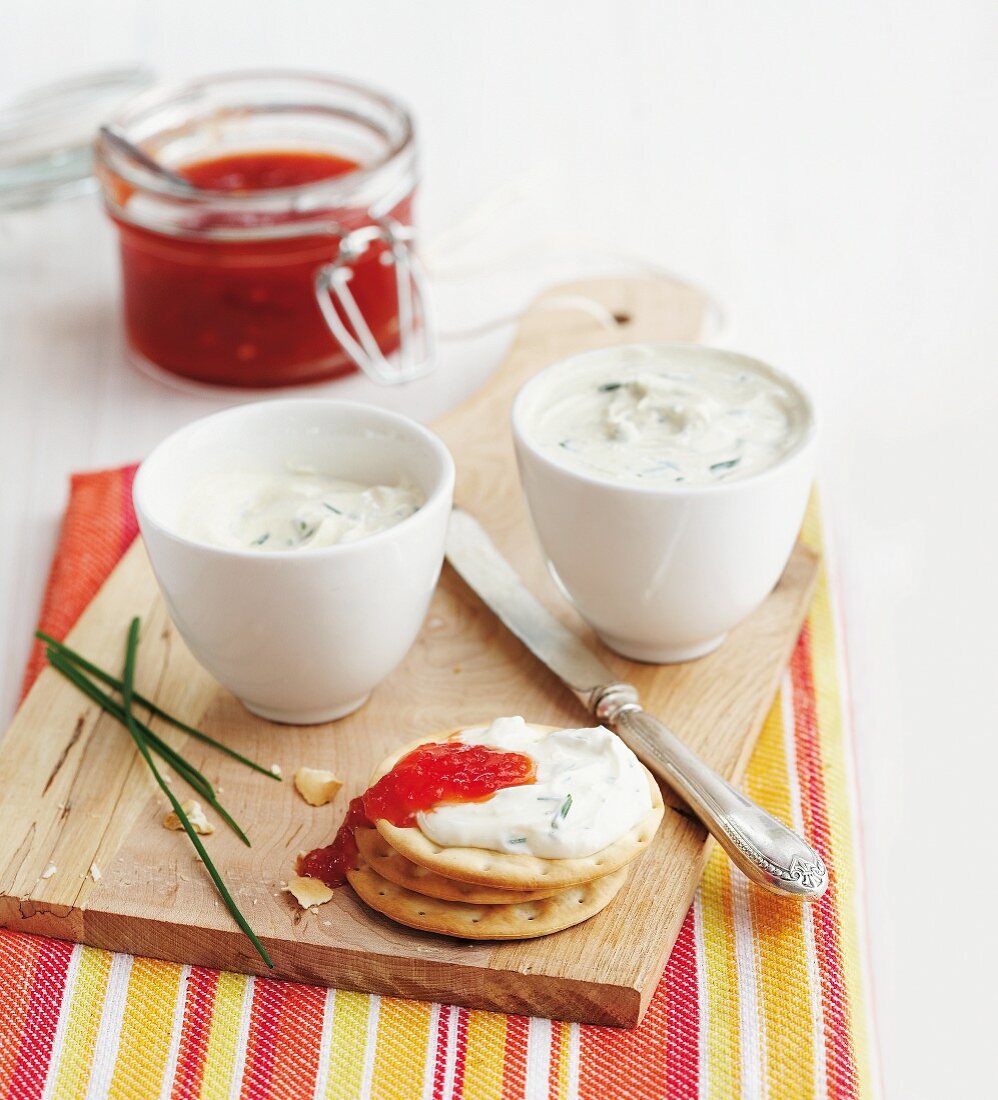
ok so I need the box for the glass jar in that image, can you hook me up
[94,71,430,388]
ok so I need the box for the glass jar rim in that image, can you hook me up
[95,68,416,206]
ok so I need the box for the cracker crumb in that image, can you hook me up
[163,800,215,835]
[285,875,334,910]
[40,863,57,880]
[293,767,343,807]
[89,863,102,882]
[270,763,283,778]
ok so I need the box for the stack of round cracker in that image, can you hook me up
[346,733,665,941]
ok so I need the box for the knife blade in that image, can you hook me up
[445,507,615,704]
[444,506,828,901]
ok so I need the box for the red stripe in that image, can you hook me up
[431,1005,452,1100]
[576,904,700,1100]
[239,978,282,1100]
[0,931,43,1097]
[451,1008,470,1097]
[664,907,700,1099]
[171,968,219,1100]
[791,624,858,1100]
[500,1015,529,1100]
[118,464,140,558]
[547,1022,563,1100]
[271,983,325,1100]
[239,979,324,1100]
[20,463,140,699]
[5,935,74,1100]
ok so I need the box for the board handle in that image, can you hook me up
[604,699,828,900]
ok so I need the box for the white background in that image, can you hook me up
[2,2,997,1096]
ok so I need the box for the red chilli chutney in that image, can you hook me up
[298,741,536,888]
[112,151,411,387]
[95,72,419,388]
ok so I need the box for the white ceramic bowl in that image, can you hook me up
[512,343,818,663]
[134,400,454,724]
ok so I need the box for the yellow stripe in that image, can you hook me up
[462,1010,508,1100]
[803,505,874,1098]
[745,694,816,1097]
[552,1019,572,1100]
[198,972,250,1100]
[369,997,433,1100]
[48,946,113,1100]
[106,958,185,1099]
[700,851,741,1100]
[322,990,372,1100]
[799,491,821,557]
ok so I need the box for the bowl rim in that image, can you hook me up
[133,398,455,560]
[510,341,819,497]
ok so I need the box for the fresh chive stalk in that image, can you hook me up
[44,650,250,847]
[41,619,273,968]
[36,631,278,780]
[118,619,272,968]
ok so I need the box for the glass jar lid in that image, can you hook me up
[0,66,155,210]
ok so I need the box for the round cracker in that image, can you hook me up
[369,730,664,891]
[347,861,629,940]
[354,826,561,904]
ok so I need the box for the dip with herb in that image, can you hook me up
[179,468,423,551]
[415,717,653,859]
[527,345,808,486]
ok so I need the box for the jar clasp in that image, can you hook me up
[314,220,433,386]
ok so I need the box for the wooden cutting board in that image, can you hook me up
[0,277,818,1027]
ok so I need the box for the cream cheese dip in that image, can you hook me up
[523,345,810,486]
[417,717,653,859]
[178,468,424,551]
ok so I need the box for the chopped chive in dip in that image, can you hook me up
[291,519,318,546]
[551,792,573,830]
[251,532,270,546]
[709,458,740,475]
[598,381,623,392]
[638,461,681,478]
[322,502,342,515]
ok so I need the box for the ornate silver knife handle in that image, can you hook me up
[594,684,828,900]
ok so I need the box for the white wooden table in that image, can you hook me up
[3,3,997,1096]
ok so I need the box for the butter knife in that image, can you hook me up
[445,507,828,901]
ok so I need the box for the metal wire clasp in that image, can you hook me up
[314,218,433,385]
